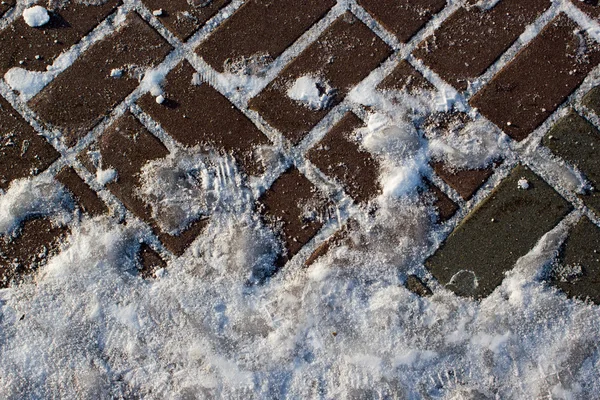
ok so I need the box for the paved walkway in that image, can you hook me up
[1,0,600,302]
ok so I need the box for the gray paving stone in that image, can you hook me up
[426,165,573,299]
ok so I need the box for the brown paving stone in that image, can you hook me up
[137,243,166,279]
[137,61,270,176]
[197,0,335,73]
[470,14,600,142]
[571,0,600,19]
[425,181,459,222]
[0,218,68,288]
[582,85,600,116]
[141,0,230,41]
[29,12,172,147]
[413,0,550,91]
[378,60,434,94]
[550,216,600,304]
[306,112,380,203]
[426,165,573,299]
[81,113,207,256]
[0,0,15,18]
[405,275,433,297]
[0,96,60,191]
[248,13,392,145]
[55,166,107,217]
[258,167,327,261]
[543,111,600,215]
[0,0,121,74]
[357,0,446,43]
[432,161,495,201]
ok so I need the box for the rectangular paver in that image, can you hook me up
[248,13,392,145]
[470,14,600,141]
[543,111,600,215]
[0,0,121,73]
[413,0,550,91]
[358,0,446,43]
[142,0,230,41]
[55,167,107,217]
[137,61,271,176]
[306,112,380,203]
[426,165,572,298]
[30,13,172,147]
[0,96,59,191]
[197,0,335,73]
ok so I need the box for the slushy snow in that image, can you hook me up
[23,6,50,28]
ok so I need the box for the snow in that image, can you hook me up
[4,68,54,100]
[287,75,335,110]
[23,6,50,28]
[518,177,530,190]
[155,94,165,104]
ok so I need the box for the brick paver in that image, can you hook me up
[138,243,166,279]
[81,113,206,256]
[551,216,600,304]
[470,14,600,141]
[571,0,600,19]
[142,0,230,41]
[0,96,59,191]
[378,60,434,94]
[197,0,335,73]
[543,111,600,215]
[358,0,446,43]
[249,13,392,145]
[55,167,107,217]
[306,112,380,203]
[432,162,496,201]
[426,165,572,298]
[30,13,172,147]
[413,0,550,91]
[425,181,458,222]
[258,167,327,261]
[137,61,270,176]
[0,0,121,74]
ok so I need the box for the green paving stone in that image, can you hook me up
[426,165,573,299]
[543,111,600,215]
[550,217,600,304]
[582,86,600,117]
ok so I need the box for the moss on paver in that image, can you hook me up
[551,217,600,304]
[426,165,572,299]
[543,111,600,216]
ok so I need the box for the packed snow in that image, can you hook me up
[287,75,336,111]
[22,6,50,28]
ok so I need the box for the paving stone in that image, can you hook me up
[550,216,600,304]
[258,167,327,261]
[405,275,433,297]
[426,165,573,299]
[357,0,446,43]
[142,0,230,41]
[0,218,68,288]
[432,161,495,200]
[425,181,459,222]
[81,113,207,256]
[0,0,121,74]
[543,111,600,215]
[137,61,270,176]
[137,243,166,279]
[377,60,434,94]
[248,13,392,145]
[470,14,600,142]
[30,13,172,147]
[55,166,107,217]
[571,0,600,19]
[304,220,358,267]
[197,0,335,73]
[582,85,600,116]
[306,112,380,203]
[413,0,550,91]
[0,0,15,18]
[0,96,60,191]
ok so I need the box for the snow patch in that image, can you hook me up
[287,75,335,111]
[4,68,54,100]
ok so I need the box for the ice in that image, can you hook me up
[287,75,335,110]
[23,6,50,28]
